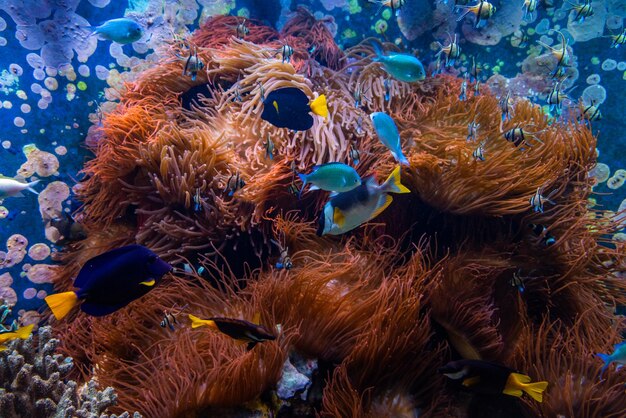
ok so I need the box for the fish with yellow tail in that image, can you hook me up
[456,0,496,28]
[0,324,34,351]
[188,313,276,350]
[45,245,172,320]
[261,87,327,131]
[439,359,549,402]
[316,166,410,236]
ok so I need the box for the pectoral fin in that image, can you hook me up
[462,376,481,387]
[273,100,280,115]
[333,207,346,227]
[139,279,156,287]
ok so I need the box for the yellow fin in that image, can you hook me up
[139,279,156,287]
[273,100,279,115]
[188,314,215,329]
[368,195,393,221]
[45,292,78,321]
[252,312,260,325]
[333,207,346,227]
[462,376,481,387]
[505,373,548,403]
[15,324,34,340]
[382,166,410,194]
[310,94,328,118]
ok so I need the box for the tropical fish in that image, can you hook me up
[0,324,34,351]
[270,239,292,270]
[225,172,245,196]
[349,143,361,166]
[597,341,626,378]
[436,33,461,67]
[473,79,481,96]
[459,73,468,101]
[384,78,392,101]
[372,43,426,83]
[90,18,143,44]
[316,166,410,236]
[472,141,486,162]
[546,81,568,114]
[567,0,593,22]
[499,91,512,122]
[48,212,87,245]
[0,176,40,199]
[456,0,497,28]
[193,188,202,212]
[469,56,481,81]
[264,134,275,160]
[503,125,543,148]
[579,100,602,122]
[528,223,556,247]
[510,270,526,293]
[353,82,369,108]
[537,30,571,77]
[529,187,555,213]
[298,163,362,197]
[188,313,276,350]
[182,47,204,81]
[236,19,249,39]
[369,0,406,15]
[522,0,538,21]
[511,30,529,48]
[439,359,548,402]
[370,112,410,165]
[608,28,626,48]
[276,44,294,64]
[466,120,479,142]
[261,87,328,131]
[44,245,172,320]
[160,310,179,331]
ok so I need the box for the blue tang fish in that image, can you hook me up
[298,162,361,197]
[316,166,410,236]
[45,245,172,320]
[597,341,626,378]
[372,43,425,83]
[370,112,410,166]
[91,18,143,44]
[261,87,328,131]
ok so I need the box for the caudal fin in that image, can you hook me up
[27,179,40,195]
[188,314,214,329]
[45,291,78,320]
[522,380,549,403]
[381,166,410,194]
[15,324,34,340]
[310,95,328,118]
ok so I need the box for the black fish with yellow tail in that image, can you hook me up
[188,313,276,350]
[261,87,328,131]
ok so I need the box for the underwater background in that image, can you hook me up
[0,0,625,417]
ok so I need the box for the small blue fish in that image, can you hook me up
[372,43,426,83]
[44,245,172,320]
[297,162,361,197]
[597,341,626,378]
[370,112,410,166]
[91,18,143,45]
[384,78,392,101]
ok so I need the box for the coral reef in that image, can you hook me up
[0,325,138,418]
[46,10,626,418]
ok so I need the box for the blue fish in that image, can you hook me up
[45,245,172,320]
[597,341,626,378]
[372,43,425,83]
[370,112,410,166]
[297,162,361,198]
[91,18,143,44]
[316,166,410,236]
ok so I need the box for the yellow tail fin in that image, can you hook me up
[188,314,215,329]
[382,166,410,194]
[15,324,34,340]
[523,380,549,403]
[310,94,328,118]
[45,292,78,321]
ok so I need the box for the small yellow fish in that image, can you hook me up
[0,324,34,351]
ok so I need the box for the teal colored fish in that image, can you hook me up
[372,43,425,83]
[91,18,143,44]
[298,163,361,197]
[597,341,626,378]
[370,112,410,166]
